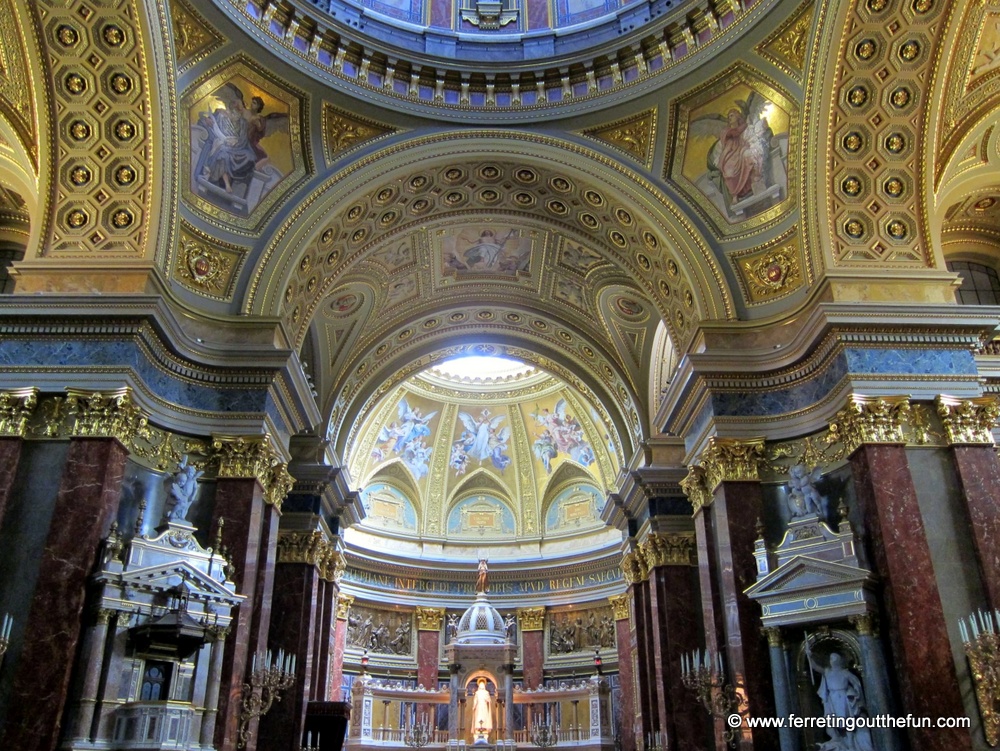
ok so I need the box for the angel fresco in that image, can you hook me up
[371,398,437,479]
[688,89,788,223]
[530,399,595,473]
[450,409,511,475]
[192,81,289,216]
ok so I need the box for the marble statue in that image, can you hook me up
[166,456,203,522]
[806,645,874,751]
[476,557,489,593]
[472,678,492,740]
[787,463,826,519]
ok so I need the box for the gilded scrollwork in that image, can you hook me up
[620,550,649,585]
[680,464,712,514]
[336,593,355,621]
[276,530,333,569]
[0,388,38,438]
[579,110,656,168]
[212,435,294,511]
[936,395,1000,446]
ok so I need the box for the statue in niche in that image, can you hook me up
[165,456,203,522]
[806,641,874,751]
[787,463,826,519]
[472,678,493,739]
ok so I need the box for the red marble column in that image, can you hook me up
[330,603,350,700]
[0,437,24,529]
[951,446,1000,609]
[610,596,636,751]
[518,607,545,689]
[646,548,712,750]
[417,630,441,689]
[628,576,656,747]
[258,558,321,751]
[694,507,727,750]
[212,477,266,751]
[314,577,338,700]
[850,444,971,750]
[710,480,777,750]
[1,437,127,751]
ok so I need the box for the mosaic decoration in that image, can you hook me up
[360,482,418,532]
[446,494,516,536]
[544,484,604,532]
[527,399,596,473]
[371,397,438,480]
[440,225,534,277]
[669,65,795,237]
[182,58,308,230]
[450,408,512,475]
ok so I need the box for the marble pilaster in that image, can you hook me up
[0,437,23,530]
[951,445,1000,609]
[518,607,545,690]
[1,436,127,751]
[610,595,635,751]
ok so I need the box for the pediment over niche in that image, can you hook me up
[97,560,242,602]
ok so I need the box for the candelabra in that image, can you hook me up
[237,649,297,749]
[680,648,746,747]
[404,719,433,748]
[0,612,11,666]
[530,722,557,748]
[299,730,322,751]
[960,609,1000,747]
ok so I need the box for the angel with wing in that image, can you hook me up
[194,81,289,199]
[690,91,780,218]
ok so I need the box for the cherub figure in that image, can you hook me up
[787,463,826,519]
[166,455,203,522]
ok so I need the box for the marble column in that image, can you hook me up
[201,632,229,746]
[2,431,127,751]
[622,551,655,749]
[850,614,902,751]
[517,607,545,689]
[846,430,969,750]
[0,388,37,529]
[609,594,635,751]
[938,396,1000,609]
[763,628,798,751]
[416,607,444,690]
[65,607,114,743]
[313,576,339,700]
[331,594,353,700]
[642,531,712,751]
[697,438,777,750]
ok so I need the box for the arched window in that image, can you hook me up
[948,260,1000,305]
[140,662,171,701]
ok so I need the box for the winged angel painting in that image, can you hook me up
[685,88,789,224]
[450,409,512,476]
[371,398,438,480]
[191,80,290,217]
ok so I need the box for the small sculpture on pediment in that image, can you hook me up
[787,463,826,519]
[166,456,203,522]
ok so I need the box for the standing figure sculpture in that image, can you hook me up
[476,557,489,593]
[806,642,875,751]
[471,678,493,742]
[165,455,203,522]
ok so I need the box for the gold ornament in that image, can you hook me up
[608,593,630,621]
[65,388,150,445]
[517,607,545,631]
[936,395,1000,446]
[826,395,910,455]
[415,607,446,632]
[700,436,766,492]
[0,388,38,437]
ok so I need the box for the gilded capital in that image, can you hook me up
[608,593,630,621]
[621,550,649,584]
[936,395,1000,446]
[849,612,878,636]
[416,606,446,631]
[336,593,355,620]
[827,395,910,455]
[212,434,277,481]
[763,626,783,647]
[265,462,295,511]
[699,436,766,491]
[640,532,697,568]
[96,607,117,626]
[276,530,333,570]
[321,548,346,583]
[680,465,712,514]
[517,606,545,631]
[66,388,149,445]
[0,388,38,438]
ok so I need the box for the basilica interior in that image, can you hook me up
[0,0,999,750]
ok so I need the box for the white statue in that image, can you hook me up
[166,456,203,522]
[806,645,874,751]
[471,678,493,740]
[787,463,826,519]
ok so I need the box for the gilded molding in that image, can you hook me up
[826,395,911,455]
[620,550,649,584]
[936,395,1000,446]
[323,103,398,164]
[336,593,355,620]
[0,388,38,438]
[608,593,630,621]
[756,1,812,79]
[415,606,446,632]
[517,606,546,631]
[640,532,697,568]
[700,436,766,492]
[322,549,346,583]
[65,388,150,445]
[680,465,713,514]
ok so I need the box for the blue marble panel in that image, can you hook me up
[361,0,425,25]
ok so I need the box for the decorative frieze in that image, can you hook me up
[415,607,446,632]
[935,395,1000,446]
[517,606,545,632]
[0,388,38,437]
[608,593,630,621]
[639,532,697,568]
[65,388,150,445]
[827,395,910,455]
[700,436,766,491]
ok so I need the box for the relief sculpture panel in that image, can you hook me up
[347,604,414,656]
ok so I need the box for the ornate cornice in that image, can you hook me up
[639,532,697,568]
[827,395,910,455]
[620,550,649,585]
[680,465,712,515]
[517,606,545,631]
[65,388,150,445]
[0,388,38,438]
[415,607,446,632]
[336,593,355,620]
[936,395,1000,446]
[607,593,630,621]
[699,436,766,491]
